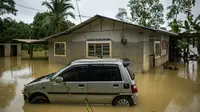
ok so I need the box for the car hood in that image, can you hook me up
[27,72,56,85]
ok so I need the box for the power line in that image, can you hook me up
[75,0,82,22]
[15,3,91,18]
[16,4,45,12]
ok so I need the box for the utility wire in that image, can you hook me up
[16,4,45,12]
[75,0,82,22]
[15,3,91,18]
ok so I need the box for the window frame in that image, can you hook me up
[86,41,112,58]
[54,42,66,57]
[154,41,161,58]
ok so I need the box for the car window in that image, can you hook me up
[88,64,122,81]
[73,66,88,81]
[59,66,88,82]
[126,67,135,80]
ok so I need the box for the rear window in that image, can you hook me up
[88,64,122,81]
[126,67,135,80]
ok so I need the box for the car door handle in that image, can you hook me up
[78,84,84,89]
[52,82,58,86]
[113,84,119,88]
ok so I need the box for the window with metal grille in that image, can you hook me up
[54,42,66,56]
[87,42,110,57]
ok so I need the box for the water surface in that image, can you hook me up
[0,57,200,112]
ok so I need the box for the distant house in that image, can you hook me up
[0,43,21,57]
[43,15,177,72]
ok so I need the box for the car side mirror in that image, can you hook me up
[55,77,63,83]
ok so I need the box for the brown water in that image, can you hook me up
[0,57,200,112]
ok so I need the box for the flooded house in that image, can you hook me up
[0,43,21,57]
[43,15,177,72]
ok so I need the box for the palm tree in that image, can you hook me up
[41,0,75,36]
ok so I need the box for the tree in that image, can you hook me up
[181,14,195,33]
[170,13,200,59]
[32,12,53,39]
[190,14,200,55]
[191,15,200,32]
[169,19,182,33]
[0,0,17,15]
[127,0,164,28]
[167,0,195,20]
[0,18,32,42]
[116,8,128,22]
[41,0,75,36]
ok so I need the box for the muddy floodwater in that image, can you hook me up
[0,57,200,112]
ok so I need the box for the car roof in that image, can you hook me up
[71,58,123,65]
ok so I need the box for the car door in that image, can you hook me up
[50,65,88,104]
[64,65,88,104]
[87,64,123,104]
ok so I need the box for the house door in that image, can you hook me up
[0,45,5,57]
[149,39,155,69]
[11,45,17,56]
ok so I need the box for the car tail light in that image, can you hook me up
[131,84,138,93]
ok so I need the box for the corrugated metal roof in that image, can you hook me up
[43,14,178,40]
[12,39,47,43]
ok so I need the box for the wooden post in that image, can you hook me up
[45,44,47,57]
[28,43,33,60]
[31,43,33,59]
[10,41,13,77]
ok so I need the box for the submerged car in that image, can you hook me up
[22,58,138,106]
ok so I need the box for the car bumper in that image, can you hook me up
[131,93,138,104]
[22,90,29,102]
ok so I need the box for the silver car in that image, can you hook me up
[22,58,138,106]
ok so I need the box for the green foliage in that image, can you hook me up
[127,0,164,28]
[170,13,200,57]
[22,44,47,51]
[116,8,128,22]
[169,13,200,34]
[192,15,200,32]
[177,38,189,49]
[0,18,32,42]
[41,0,75,36]
[32,12,53,39]
[169,19,182,33]
[0,0,17,15]
[167,0,195,20]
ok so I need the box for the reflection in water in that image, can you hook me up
[0,84,15,109]
[0,57,200,112]
[0,67,32,84]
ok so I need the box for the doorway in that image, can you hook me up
[0,45,5,57]
[11,45,17,56]
[149,38,155,69]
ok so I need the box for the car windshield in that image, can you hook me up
[126,67,135,80]
[47,72,56,79]
[51,65,70,79]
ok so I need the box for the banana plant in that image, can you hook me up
[192,14,200,32]
[181,14,194,33]
[169,19,182,33]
